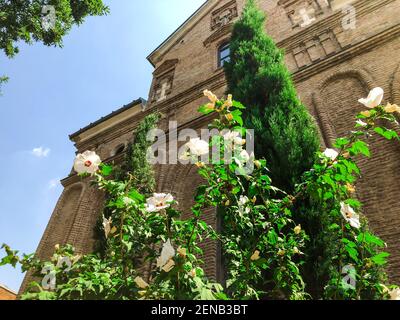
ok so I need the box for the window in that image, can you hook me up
[112,144,125,157]
[218,43,230,67]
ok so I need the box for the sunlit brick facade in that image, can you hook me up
[20,0,400,294]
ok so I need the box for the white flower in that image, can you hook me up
[389,288,400,300]
[340,202,361,229]
[146,193,174,212]
[102,216,112,239]
[323,148,339,161]
[73,150,101,175]
[134,276,149,289]
[239,195,249,206]
[358,87,384,109]
[156,239,175,270]
[356,120,368,127]
[234,149,252,166]
[223,130,246,147]
[179,138,209,161]
[238,195,250,217]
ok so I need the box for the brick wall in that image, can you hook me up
[21,0,400,293]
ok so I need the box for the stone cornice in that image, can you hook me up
[203,23,233,47]
[292,22,400,82]
[277,0,396,51]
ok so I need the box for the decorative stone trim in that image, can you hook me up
[203,23,233,48]
[277,0,396,50]
[292,23,400,82]
[210,0,238,31]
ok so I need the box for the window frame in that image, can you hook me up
[218,42,230,68]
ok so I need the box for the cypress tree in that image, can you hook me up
[120,112,160,196]
[224,0,320,191]
[95,112,160,254]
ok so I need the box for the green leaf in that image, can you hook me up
[232,100,245,109]
[267,230,278,245]
[371,252,390,266]
[231,110,243,126]
[334,137,350,148]
[358,232,385,247]
[350,140,370,157]
[100,164,113,176]
[198,104,214,115]
[374,127,398,140]
[128,189,144,202]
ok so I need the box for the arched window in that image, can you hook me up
[218,43,230,67]
[112,144,125,157]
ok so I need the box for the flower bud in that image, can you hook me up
[251,250,260,261]
[278,249,286,256]
[225,113,234,122]
[195,162,205,168]
[177,247,187,258]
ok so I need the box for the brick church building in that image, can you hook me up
[20,0,400,293]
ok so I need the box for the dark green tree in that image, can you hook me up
[95,112,160,254]
[120,112,160,196]
[224,0,320,192]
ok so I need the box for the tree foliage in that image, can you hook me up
[0,0,108,94]
[224,0,320,192]
[95,112,161,255]
[120,112,161,196]
[0,0,109,58]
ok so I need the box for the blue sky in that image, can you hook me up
[0,0,205,292]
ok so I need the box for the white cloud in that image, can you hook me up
[32,147,50,158]
[48,179,59,189]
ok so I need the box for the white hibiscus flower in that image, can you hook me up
[73,150,101,175]
[179,138,209,161]
[146,193,174,212]
[102,216,112,239]
[156,239,176,271]
[323,148,339,161]
[238,195,250,217]
[234,149,253,167]
[340,202,361,229]
[223,130,246,147]
[358,87,384,109]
